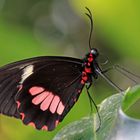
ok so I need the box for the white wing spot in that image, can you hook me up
[20,65,34,84]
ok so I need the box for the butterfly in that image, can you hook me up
[0,8,123,131]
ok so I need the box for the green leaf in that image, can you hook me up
[122,85,140,112]
[53,85,140,140]
[53,116,94,140]
[109,85,140,140]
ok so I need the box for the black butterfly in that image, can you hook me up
[0,8,132,131]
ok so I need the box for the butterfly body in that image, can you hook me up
[0,48,100,131]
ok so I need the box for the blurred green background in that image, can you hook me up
[0,0,140,140]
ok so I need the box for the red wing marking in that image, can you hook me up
[29,87,65,114]
[32,91,50,105]
[42,125,48,131]
[29,86,45,95]
[57,102,65,115]
[30,88,64,115]
[55,120,59,127]
[20,113,25,120]
[40,92,54,111]
[82,71,88,83]
[16,101,21,109]
[50,96,60,113]
[28,122,36,128]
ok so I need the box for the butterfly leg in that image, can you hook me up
[85,85,101,132]
[114,64,140,82]
[85,78,94,113]
[86,83,93,113]
[96,68,123,92]
[102,65,139,84]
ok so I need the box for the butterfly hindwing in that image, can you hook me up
[0,56,84,131]
[16,59,84,131]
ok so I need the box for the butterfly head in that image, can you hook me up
[90,48,99,58]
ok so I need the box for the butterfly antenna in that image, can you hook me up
[86,85,101,131]
[85,7,93,50]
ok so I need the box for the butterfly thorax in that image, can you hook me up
[81,48,99,85]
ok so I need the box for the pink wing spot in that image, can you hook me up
[57,102,65,115]
[28,122,36,128]
[55,120,59,127]
[29,86,45,96]
[16,101,21,109]
[50,96,60,113]
[32,91,50,105]
[40,92,54,111]
[42,125,48,131]
[20,113,25,120]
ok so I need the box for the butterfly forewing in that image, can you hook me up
[0,56,85,131]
